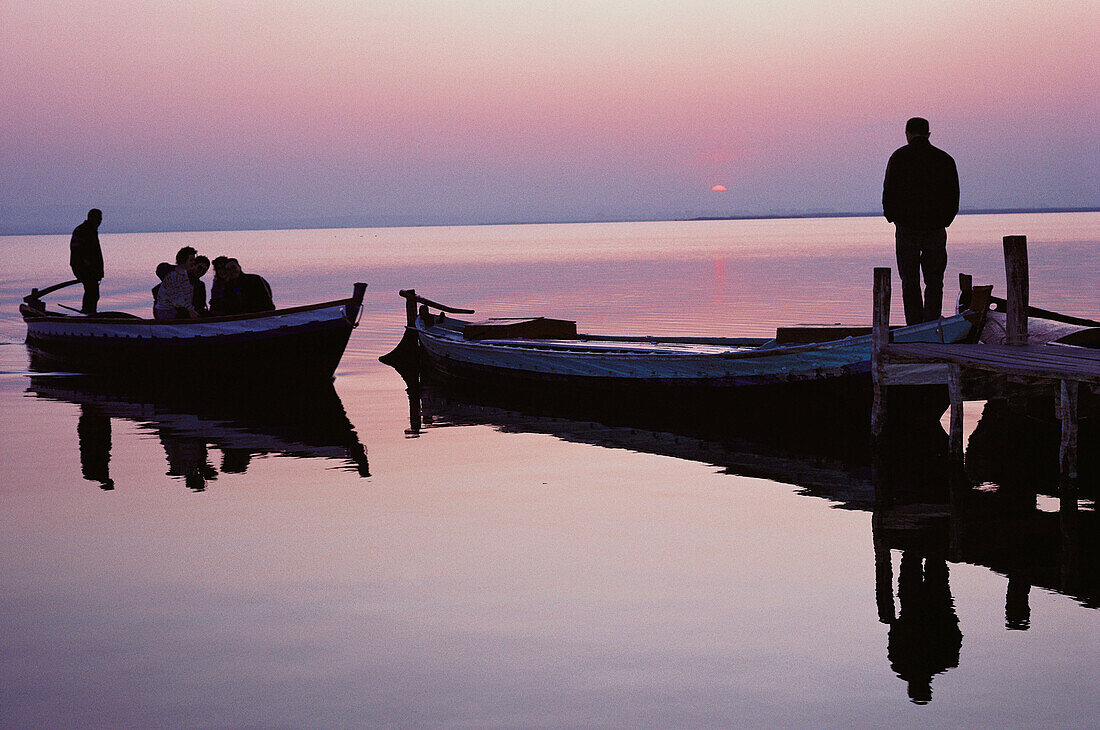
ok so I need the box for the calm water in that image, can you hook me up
[1,214,1097,726]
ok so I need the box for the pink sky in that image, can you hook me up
[1,1,1097,232]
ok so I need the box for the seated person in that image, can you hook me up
[232,258,275,313]
[209,257,275,315]
[151,261,174,302]
[153,247,200,320]
[191,255,210,315]
[209,256,237,316]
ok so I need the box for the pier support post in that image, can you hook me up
[871,267,891,439]
[1003,236,1029,345]
[947,365,964,463]
[1059,379,1079,490]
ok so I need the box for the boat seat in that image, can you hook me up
[463,317,578,340]
[774,325,873,345]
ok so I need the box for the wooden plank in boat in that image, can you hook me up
[463,317,578,340]
[775,324,874,345]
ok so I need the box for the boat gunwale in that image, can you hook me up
[20,295,358,327]
[414,312,974,362]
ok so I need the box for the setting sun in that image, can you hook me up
[711,184,728,192]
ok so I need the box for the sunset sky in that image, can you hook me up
[2,1,1097,233]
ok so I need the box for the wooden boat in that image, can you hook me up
[955,275,1100,348]
[20,280,367,382]
[383,289,982,431]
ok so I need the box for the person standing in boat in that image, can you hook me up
[882,117,959,325]
[154,246,201,319]
[70,208,104,314]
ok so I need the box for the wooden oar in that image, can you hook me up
[24,279,81,304]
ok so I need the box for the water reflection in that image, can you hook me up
[886,553,962,704]
[28,375,370,489]
[76,403,114,490]
[403,380,1097,703]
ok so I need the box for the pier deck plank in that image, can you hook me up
[884,343,1100,384]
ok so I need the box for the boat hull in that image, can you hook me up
[411,318,971,434]
[21,295,362,384]
[420,354,947,436]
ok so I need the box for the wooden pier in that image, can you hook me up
[871,236,1099,490]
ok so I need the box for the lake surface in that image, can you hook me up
[1,213,1097,727]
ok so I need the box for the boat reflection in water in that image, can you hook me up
[29,374,370,491]
[401,378,1096,705]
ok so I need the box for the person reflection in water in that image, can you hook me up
[887,551,963,704]
[220,449,253,474]
[77,404,114,490]
[160,432,218,492]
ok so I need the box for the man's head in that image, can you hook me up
[193,255,210,277]
[905,117,930,143]
[175,246,198,269]
[226,258,242,280]
[88,208,102,227]
[212,256,230,280]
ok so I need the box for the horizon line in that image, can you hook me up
[2,205,1097,238]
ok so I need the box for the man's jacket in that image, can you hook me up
[883,138,959,230]
[70,221,104,280]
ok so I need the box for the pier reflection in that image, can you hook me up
[28,375,370,490]
[404,381,1097,703]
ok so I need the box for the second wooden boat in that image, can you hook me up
[383,289,982,431]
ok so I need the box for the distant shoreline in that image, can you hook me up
[687,206,1100,222]
[2,206,1097,237]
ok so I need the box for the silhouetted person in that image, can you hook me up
[191,255,210,315]
[154,246,200,319]
[209,256,234,315]
[883,117,960,325]
[77,404,114,490]
[887,552,962,704]
[70,208,104,313]
[210,256,274,315]
[151,261,174,303]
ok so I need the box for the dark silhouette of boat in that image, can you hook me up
[20,281,367,382]
[383,289,982,432]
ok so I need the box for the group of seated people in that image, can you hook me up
[152,246,274,319]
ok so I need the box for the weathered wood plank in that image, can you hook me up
[871,268,891,438]
[1004,235,1029,346]
[1061,380,1079,483]
[884,342,1100,384]
[947,364,964,461]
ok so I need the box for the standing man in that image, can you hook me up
[70,208,104,314]
[883,118,960,325]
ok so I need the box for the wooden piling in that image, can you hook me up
[1003,235,1029,345]
[947,364,964,461]
[871,267,891,438]
[1059,379,1079,484]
